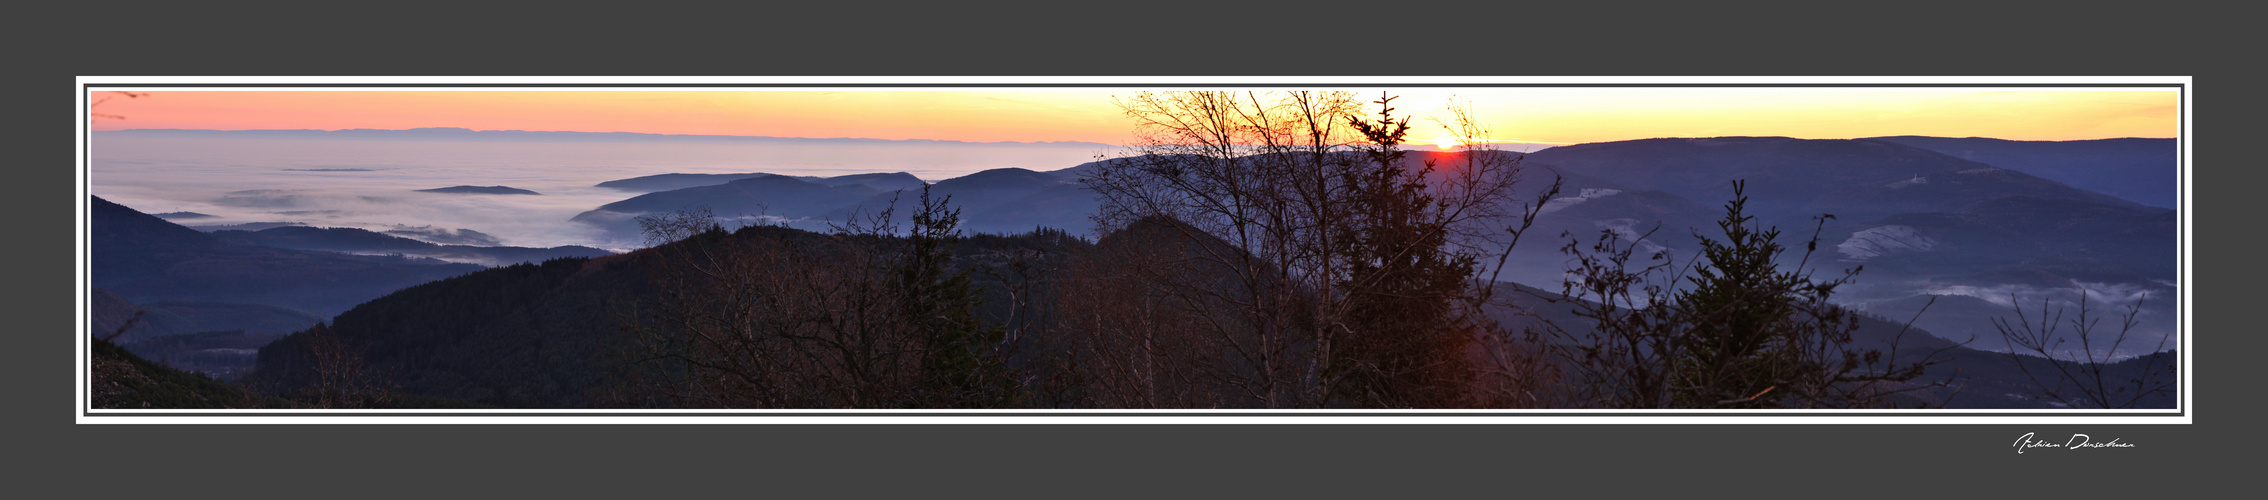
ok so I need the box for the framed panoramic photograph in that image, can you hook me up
[77,77,2187,424]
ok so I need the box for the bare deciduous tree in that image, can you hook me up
[1992,290,2176,409]
[90,90,146,121]
[1047,217,1250,408]
[244,322,396,409]
[1073,91,1555,408]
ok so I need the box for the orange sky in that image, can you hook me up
[85,89,2179,145]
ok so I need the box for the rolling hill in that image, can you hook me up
[576,167,1104,242]
[1868,136,2177,208]
[92,196,484,318]
[1518,137,2149,226]
[416,185,541,195]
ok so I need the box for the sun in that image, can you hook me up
[1428,137,1495,149]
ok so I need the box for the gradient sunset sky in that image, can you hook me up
[86,88,2179,146]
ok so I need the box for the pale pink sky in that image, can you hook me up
[87,89,2179,145]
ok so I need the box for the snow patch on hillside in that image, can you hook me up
[1539,188,1621,214]
[1836,225,1938,260]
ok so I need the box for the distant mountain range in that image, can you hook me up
[101,127,1118,148]
[572,167,1102,241]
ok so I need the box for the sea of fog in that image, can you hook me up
[90,135,1120,250]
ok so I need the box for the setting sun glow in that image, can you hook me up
[85,88,2178,145]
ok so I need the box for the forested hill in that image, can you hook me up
[92,337,281,409]
[236,214,2170,410]
[246,224,1091,408]
[248,256,633,406]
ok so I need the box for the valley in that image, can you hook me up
[86,130,2182,410]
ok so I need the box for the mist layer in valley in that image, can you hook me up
[92,130,1117,251]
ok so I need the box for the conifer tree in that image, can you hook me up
[1332,95,1482,407]
[1672,180,1808,407]
[897,184,1010,407]
[1083,90,1547,408]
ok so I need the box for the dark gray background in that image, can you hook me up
[12,1,2251,496]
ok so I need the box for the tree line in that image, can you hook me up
[597,91,1970,409]
[225,91,2171,410]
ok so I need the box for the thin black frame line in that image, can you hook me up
[80,89,89,416]
[90,411,2182,418]
[75,81,2177,415]
[82,83,2185,88]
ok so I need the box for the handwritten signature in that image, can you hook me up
[2013,432,2136,454]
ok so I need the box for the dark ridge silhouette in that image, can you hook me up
[821,168,1069,231]
[91,196,482,317]
[383,226,501,246]
[416,185,540,195]
[1042,154,1210,182]
[213,225,614,267]
[575,168,1086,241]
[595,172,773,192]
[183,221,308,232]
[597,171,929,193]
[595,174,879,216]
[805,171,928,192]
[886,167,1060,214]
